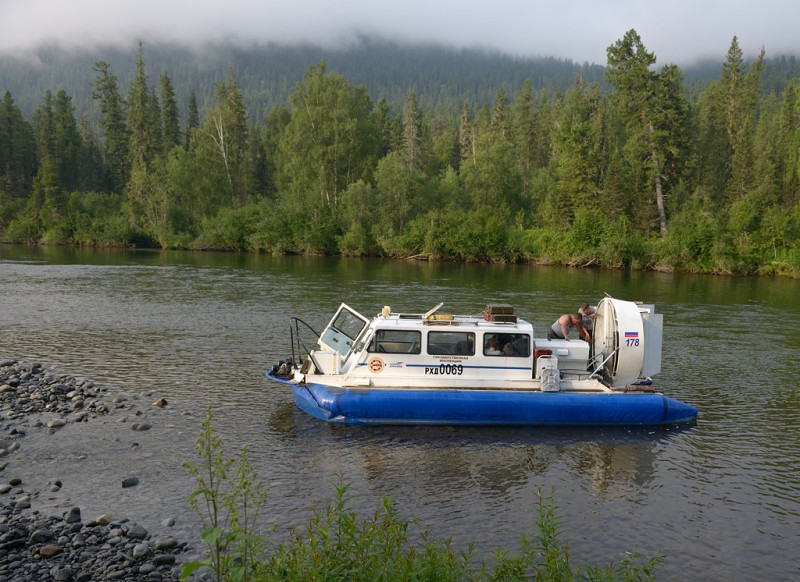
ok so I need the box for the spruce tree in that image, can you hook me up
[222,68,250,203]
[125,44,163,231]
[76,116,105,192]
[490,87,509,138]
[0,91,37,201]
[159,72,181,152]
[606,29,688,234]
[185,90,200,151]
[53,90,82,192]
[33,91,55,167]
[720,36,765,202]
[91,61,129,193]
[403,89,423,171]
[512,80,537,200]
[553,79,605,219]
[458,102,474,167]
[127,43,161,172]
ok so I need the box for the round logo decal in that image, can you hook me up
[368,357,385,373]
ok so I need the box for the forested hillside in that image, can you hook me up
[1,33,799,276]
[3,38,797,122]
[0,38,607,122]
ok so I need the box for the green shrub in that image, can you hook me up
[66,192,134,246]
[183,406,269,582]
[262,483,472,581]
[3,214,40,243]
[193,205,262,251]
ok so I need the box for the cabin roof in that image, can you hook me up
[373,313,534,333]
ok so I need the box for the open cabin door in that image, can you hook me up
[319,303,370,358]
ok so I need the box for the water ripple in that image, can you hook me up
[2,250,799,580]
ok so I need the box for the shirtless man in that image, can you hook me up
[548,313,590,341]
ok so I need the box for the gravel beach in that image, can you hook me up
[0,358,201,581]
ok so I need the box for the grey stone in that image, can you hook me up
[127,524,148,540]
[50,566,75,581]
[132,542,150,558]
[154,535,178,550]
[154,553,176,566]
[29,528,54,543]
[121,476,139,488]
[65,507,81,523]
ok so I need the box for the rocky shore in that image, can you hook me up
[0,359,198,581]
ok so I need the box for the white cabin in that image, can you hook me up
[295,299,661,394]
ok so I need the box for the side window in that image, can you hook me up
[484,333,530,357]
[427,331,475,355]
[370,330,421,354]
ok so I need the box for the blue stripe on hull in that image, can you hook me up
[268,373,697,426]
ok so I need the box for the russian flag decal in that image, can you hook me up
[624,331,639,338]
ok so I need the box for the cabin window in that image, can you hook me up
[484,333,530,357]
[370,330,422,354]
[427,331,475,356]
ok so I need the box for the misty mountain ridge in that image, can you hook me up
[1,36,797,123]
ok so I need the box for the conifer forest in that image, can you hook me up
[1,31,799,276]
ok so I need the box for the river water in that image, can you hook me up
[1,246,798,580]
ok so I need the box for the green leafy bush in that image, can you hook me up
[183,406,269,582]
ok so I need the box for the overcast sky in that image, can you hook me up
[1,0,796,65]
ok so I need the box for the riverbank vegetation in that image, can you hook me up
[183,408,662,581]
[1,31,799,276]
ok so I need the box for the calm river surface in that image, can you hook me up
[1,246,799,580]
